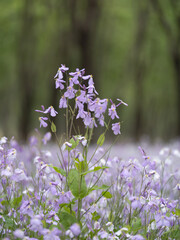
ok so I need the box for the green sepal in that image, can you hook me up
[97,133,105,146]
[51,121,56,133]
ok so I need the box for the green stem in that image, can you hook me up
[77,175,83,222]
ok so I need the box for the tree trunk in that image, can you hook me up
[17,0,37,141]
[132,1,149,140]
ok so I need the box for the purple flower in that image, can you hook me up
[83,112,92,126]
[98,114,105,126]
[35,105,45,113]
[92,98,108,118]
[64,86,76,99]
[138,146,150,160]
[87,77,98,95]
[42,132,51,145]
[112,122,121,135]
[29,216,43,232]
[29,136,38,146]
[76,108,86,119]
[59,95,67,108]
[70,223,81,236]
[69,68,85,78]
[39,117,48,128]
[44,106,58,117]
[69,68,85,85]
[108,103,119,120]
[129,196,142,209]
[155,214,171,228]
[130,235,145,240]
[60,64,69,72]
[54,64,69,79]
[83,112,97,128]
[117,98,128,107]
[76,90,87,105]
[42,228,61,240]
[54,68,63,80]
[55,78,65,90]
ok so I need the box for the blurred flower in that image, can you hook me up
[13,229,24,239]
[42,132,51,145]
[0,136,7,145]
[70,223,81,236]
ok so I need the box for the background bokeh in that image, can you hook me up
[0,0,180,142]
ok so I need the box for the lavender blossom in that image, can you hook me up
[112,122,121,135]
[39,117,48,128]
[44,106,58,117]
[70,223,81,236]
[13,229,24,239]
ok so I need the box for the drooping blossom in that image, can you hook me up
[87,76,98,95]
[54,64,69,79]
[39,117,48,128]
[55,78,65,90]
[44,106,58,117]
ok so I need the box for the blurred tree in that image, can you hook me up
[150,0,180,135]
[131,0,150,140]
[67,0,101,77]
[17,0,37,140]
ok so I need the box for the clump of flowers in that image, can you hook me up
[0,65,179,240]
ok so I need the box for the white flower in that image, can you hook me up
[94,221,101,230]
[106,222,114,232]
[0,136,7,145]
[172,149,180,158]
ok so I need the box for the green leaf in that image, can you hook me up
[92,211,101,221]
[75,159,88,173]
[89,184,109,192]
[51,121,56,133]
[70,136,80,149]
[172,208,180,216]
[51,166,66,176]
[4,216,15,230]
[81,166,108,176]
[58,211,77,230]
[130,218,142,233]
[97,133,105,146]
[102,191,112,199]
[67,169,87,198]
[12,195,22,208]
[1,200,8,206]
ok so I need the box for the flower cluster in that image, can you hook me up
[0,136,179,239]
[36,65,128,135]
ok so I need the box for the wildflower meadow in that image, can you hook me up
[0,65,180,240]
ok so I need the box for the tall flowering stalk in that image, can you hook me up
[35,64,127,233]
